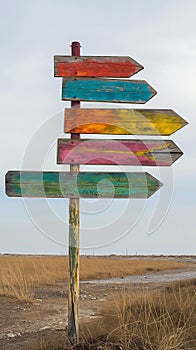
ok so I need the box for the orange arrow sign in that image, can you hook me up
[54,56,143,77]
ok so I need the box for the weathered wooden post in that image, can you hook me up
[68,41,80,342]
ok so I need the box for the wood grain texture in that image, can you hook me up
[57,139,183,166]
[68,40,80,344]
[69,196,79,340]
[64,109,188,136]
[54,56,143,78]
[5,171,162,199]
[62,78,156,104]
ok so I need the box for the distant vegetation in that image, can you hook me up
[0,255,189,302]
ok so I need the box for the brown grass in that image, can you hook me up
[80,279,196,350]
[24,330,67,350]
[80,257,188,280]
[23,279,196,350]
[0,255,190,301]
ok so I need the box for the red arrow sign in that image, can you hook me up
[54,56,143,78]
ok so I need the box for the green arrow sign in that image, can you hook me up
[5,171,162,199]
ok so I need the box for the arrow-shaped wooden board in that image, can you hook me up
[64,109,188,136]
[62,78,156,104]
[57,139,183,166]
[54,56,143,78]
[5,171,162,199]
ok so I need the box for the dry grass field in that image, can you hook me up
[0,255,195,349]
[79,278,196,350]
[25,279,196,350]
[0,255,189,302]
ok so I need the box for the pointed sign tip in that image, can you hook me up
[183,119,189,126]
[145,172,163,198]
[149,84,157,101]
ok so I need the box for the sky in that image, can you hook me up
[0,0,196,255]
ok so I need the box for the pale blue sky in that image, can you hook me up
[0,0,195,255]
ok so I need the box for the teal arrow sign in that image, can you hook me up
[5,171,162,199]
[62,78,157,104]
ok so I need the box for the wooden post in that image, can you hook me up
[68,41,81,342]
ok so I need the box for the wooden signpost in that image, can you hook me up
[62,78,157,103]
[6,171,162,199]
[5,41,188,343]
[64,108,187,135]
[54,55,143,77]
[57,139,182,166]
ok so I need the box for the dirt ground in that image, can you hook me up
[0,258,195,350]
[0,281,119,349]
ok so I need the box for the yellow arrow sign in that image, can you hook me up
[64,109,188,136]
